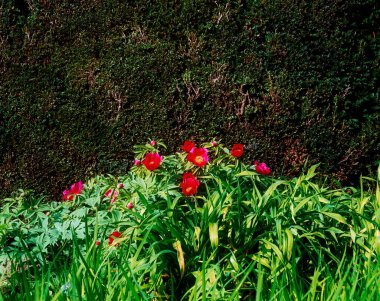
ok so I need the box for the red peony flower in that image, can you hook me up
[62,181,83,201]
[180,173,200,196]
[182,140,196,153]
[70,181,83,194]
[108,231,122,246]
[62,189,71,201]
[187,148,209,167]
[142,153,163,171]
[254,161,271,175]
[105,189,119,204]
[230,144,244,158]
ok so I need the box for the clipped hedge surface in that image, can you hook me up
[0,0,379,198]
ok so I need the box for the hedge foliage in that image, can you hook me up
[0,0,379,197]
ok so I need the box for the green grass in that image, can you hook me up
[1,141,379,300]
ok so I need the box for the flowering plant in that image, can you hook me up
[105,188,119,204]
[142,153,163,171]
[182,140,196,152]
[2,138,377,301]
[180,172,200,196]
[187,147,209,167]
[254,160,271,175]
[62,181,83,201]
[230,143,244,158]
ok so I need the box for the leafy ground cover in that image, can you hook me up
[1,140,379,300]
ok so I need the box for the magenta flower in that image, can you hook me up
[71,181,83,194]
[62,189,71,201]
[62,181,83,201]
[105,189,119,204]
[254,161,271,176]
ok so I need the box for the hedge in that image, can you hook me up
[0,0,379,198]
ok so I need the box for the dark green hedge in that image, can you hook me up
[1,0,379,198]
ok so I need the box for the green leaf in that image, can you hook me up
[321,212,348,225]
[209,223,219,249]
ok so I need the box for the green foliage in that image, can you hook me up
[1,142,379,299]
[0,0,379,197]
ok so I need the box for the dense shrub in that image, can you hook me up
[0,0,379,197]
[1,141,379,299]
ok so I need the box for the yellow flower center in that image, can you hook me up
[185,187,193,193]
[194,156,204,164]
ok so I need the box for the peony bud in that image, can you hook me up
[127,202,134,209]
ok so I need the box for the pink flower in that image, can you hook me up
[117,183,124,189]
[182,140,196,153]
[142,153,163,171]
[62,181,83,201]
[70,181,83,194]
[254,161,271,176]
[105,189,119,204]
[151,140,156,146]
[212,141,217,147]
[187,148,209,167]
[180,173,200,196]
[127,202,134,209]
[134,159,141,166]
[62,189,71,201]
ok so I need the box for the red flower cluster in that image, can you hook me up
[108,231,122,246]
[62,181,83,201]
[254,161,271,175]
[142,153,163,171]
[231,144,244,158]
[187,147,209,167]
[182,140,196,152]
[180,173,200,196]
